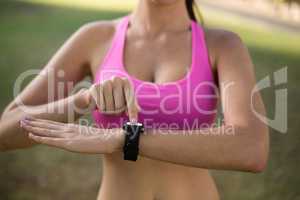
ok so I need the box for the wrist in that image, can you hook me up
[108,128,125,154]
[122,122,144,161]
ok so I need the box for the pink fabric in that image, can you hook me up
[92,15,218,130]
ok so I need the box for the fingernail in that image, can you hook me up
[20,120,26,127]
[28,133,34,139]
[130,118,137,123]
[24,116,33,121]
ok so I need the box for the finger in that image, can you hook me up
[25,118,76,130]
[21,123,63,138]
[22,119,63,130]
[102,80,115,113]
[112,76,126,114]
[123,78,139,122]
[89,84,105,112]
[29,133,68,148]
[25,117,65,126]
[88,85,96,107]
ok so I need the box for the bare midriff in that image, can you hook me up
[97,154,220,200]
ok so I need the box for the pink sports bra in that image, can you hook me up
[92,15,218,130]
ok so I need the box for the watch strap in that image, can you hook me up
[122,122,143,161]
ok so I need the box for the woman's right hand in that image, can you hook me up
[88,77,139,122]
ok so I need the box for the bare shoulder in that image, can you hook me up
[74,18,120,45]
[204,28,248,67]
[204,28,245,53]
[71,18,123,74]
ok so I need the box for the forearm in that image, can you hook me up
[15,115,268,173]
[0,89,90,151]
[136,125,268,172]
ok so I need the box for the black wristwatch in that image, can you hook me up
[122,121,144,161]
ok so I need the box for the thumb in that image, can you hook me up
[88,84,102,111]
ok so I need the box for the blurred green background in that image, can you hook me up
[0,0,299,199]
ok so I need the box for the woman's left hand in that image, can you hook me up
[20,117,124,154]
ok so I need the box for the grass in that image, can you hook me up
[0,1,299,200]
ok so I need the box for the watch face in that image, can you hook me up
[125,121,143,127]
[123,121,144,133]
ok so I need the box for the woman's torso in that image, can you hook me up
[89,15,220,200]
